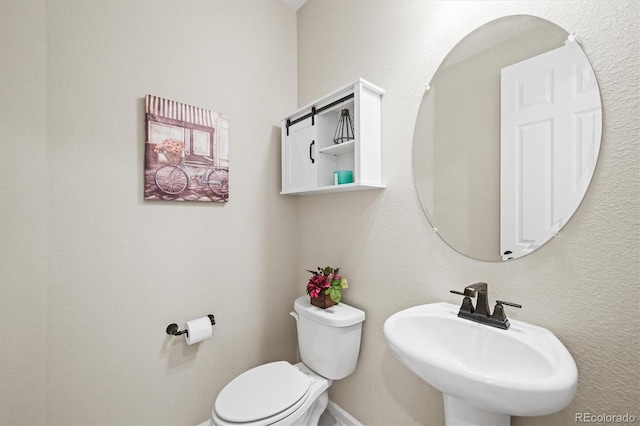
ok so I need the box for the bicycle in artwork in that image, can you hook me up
[154,156,229,198]
[153,139,228,198]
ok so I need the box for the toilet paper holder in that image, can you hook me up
[166,314,216,336]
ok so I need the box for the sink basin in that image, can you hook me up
[383,302,577,425]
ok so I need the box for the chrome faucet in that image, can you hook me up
[450,282,521,329]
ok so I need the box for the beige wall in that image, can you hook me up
[0,0,298,424]
[0,1,48,423]
[298,1,639,425]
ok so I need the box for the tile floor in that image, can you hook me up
[318,409,341,426]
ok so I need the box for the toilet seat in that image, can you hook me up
[214,361,311,425]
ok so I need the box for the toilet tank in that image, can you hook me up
[293,296,365,380]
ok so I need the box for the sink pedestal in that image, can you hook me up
[443,395,510,426]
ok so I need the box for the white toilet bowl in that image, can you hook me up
[210,297,365,426]
[211,362,331,426]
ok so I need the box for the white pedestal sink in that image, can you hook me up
[383,303,577,426]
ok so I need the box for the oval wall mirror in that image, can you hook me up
[413,15,602,261]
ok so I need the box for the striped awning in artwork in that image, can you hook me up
[145,94,216,128]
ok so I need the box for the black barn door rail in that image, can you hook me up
[286,93,354,136]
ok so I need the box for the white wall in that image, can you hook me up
[297,1,639,425]
[0,0,298,424]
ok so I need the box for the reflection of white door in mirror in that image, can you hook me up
[500,39,602,260]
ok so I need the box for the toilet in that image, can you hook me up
[210,296,366,426]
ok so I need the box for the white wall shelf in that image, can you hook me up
[318,140,355,156]
[280,79,385,195]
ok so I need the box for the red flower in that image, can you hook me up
[306,273,330,298]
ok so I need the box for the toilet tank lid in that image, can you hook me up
[294,296,365,327]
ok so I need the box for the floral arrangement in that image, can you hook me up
[306,266,349,304]
[154,139,185,162]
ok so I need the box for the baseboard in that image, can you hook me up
[326,400,363,426]
[198,400,361,426]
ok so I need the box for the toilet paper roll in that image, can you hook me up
[185,316,213,345]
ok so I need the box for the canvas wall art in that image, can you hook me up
[144,95,229,202]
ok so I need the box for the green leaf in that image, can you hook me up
[329,287,342,303]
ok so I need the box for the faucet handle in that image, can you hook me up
[492,300,521,322]
[450,290,474,314]
[496,300,522,309]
